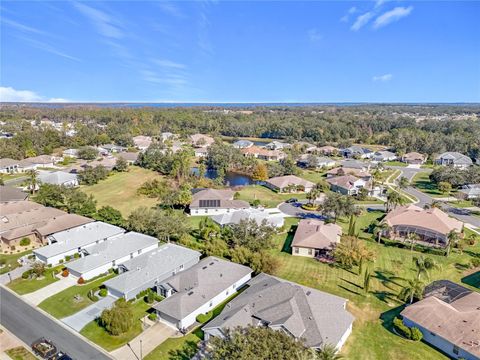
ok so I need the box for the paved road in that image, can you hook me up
[0,286,111,360]
[278,200,325,219]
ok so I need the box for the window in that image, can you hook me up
[138,249,142,255]
[226,290,229,296]
[209,301,213,307]
[453,346,459,355]
[294,247,299,254]
[179,264,184,270]
[308,249,313,255]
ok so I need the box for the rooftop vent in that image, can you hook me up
[209,262,214,265]
[188,291,194,296]
[202,266,207,270]
[306,291,311,296]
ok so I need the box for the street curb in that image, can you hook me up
[0,325,41,359]
[0,284,114,359]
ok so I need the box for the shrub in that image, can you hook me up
[65,255,72,261]
[196,311,213,324]
[148,313,157,321]
[20,237,31,246]
[393,317,411,339]
[22,270,32,279]
[153,293,163,302]
[0,259,6,266]
[99,288,108,297]
[471,258,480,268]
[146,291,155,304]
[410,327,423,341]
[100,299,135,336]
[62,269,69,277]
[59,259,64,264]
[77,277,85,285]
[251,199,261,207]
[73,253,80,259]
[10,246,16,251]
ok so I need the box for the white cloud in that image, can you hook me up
[16,36,81,62]
[0,86,68,102]
[2,18,49,36]
[351,12,374,31]
[156,1,185,18]
[307,28,323,42]
[340,7,357,22]
[373,6,413,29]
[152,59,186,69]
[375,0,386,8]
[372,73,393,82]
[73,2,124,39]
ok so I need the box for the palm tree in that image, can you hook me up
[385,190,405,212]
[306,187,321,205]
[406,232,420,252]
[397,176,410,190]
[374,222,390,244]
[398,278,424,304]
[317,343,343,360]
[446,231,460,256]
[27,169,39,194]
[412,256,437,280]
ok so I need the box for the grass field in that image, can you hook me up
[5,346,37,360]
[384,161,407,167]
[269,213,479,359]
[80,300,151,351]
[412,172,449,198]
[236,185,306,207]
[7,268,59,295]
[299,169,328,184]
[144,329,203,360]
[81,166,163,215]
[0,250,31,275]
[38,273,116,319]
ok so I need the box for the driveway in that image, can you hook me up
[23,275,77,305]
[0,264,31,286]
[110,322,176,360]
[278,200,325,219]
[61,295,117,332]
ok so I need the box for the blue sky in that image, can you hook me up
[1,1,479,102]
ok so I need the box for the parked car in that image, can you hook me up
[286,198,298,203]
[31,338,57,359]
[50,352,73,360]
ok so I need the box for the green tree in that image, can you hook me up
[26,169,39,194]
[318,343,343,360]
[397,278,424,304]
[306,187,321,206]
[100,299,135,336]
[406,232,420,252]
[412,256,437,280]
[446,230,460,256]
[77,146,98,160]
[385,190,405,212]
[95,206,124,226]
[114,157,128,172]
[321,193,355,223]
[438,181,452,195]
[397,176,410,189]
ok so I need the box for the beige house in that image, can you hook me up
[326,175,369,196]
[401,152,426,165]
[292,219,342,258]
[132,135,152,151]
[383,205,463,247]
[240,146,286,161]
[190,134,214,148]
[0,158,19,173]
[190,188,249,216]
[264,175,315,193]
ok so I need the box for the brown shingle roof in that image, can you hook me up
[0,158,19,168]
[266,175,315,189]
[326,175,365,190]
[292,219,342,249]
[0,186,28,202]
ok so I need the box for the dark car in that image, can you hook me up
[285,198,298,203]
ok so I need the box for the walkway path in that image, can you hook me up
[23,275,77,306]
[61,295,117,332]
[110,321,176,360]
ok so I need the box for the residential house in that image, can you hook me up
[232,140,254,149]
[194,147,209,158]
[340,159,371,171]
[435,152,473,169]
[401,152,426,165]
[240,146,286,161]
[264,175,315,193]
[101,144,127,154]
[0,186,28,202]
[383,205,463,247]
[104,243,201,300]
[0,158,19,173]
[117,152,139,165]
[372,151,397,162]
[291,219,342,258]
[23,155,58,168]
[190,134,214,148]
[0,201,93,248]
[317,145,338,155]
[264,141,290,150]
[153,257,252,330]
[62,149,79,158]
[297,155,337,169]
[459,184,480,199]
[203,273,354,351]
[326,167,371,180]
[36,170,79,187]
[161,132,175,141]
[34,222,125,265]
[190,189,249,216]
[340,146,373,159]
[326,175,368,196]
[65,232,158,280]
[132,135,152,151]
[211,208,285,228]
[401,280,480,360]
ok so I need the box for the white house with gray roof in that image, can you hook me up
[66,232,158,280]
[34,222,125,266]
[459,184,480,199]
[104,243,201,300]
[211,208,285,228]
[435,152,473,169]
[203,273,354,350]
[153,257,252,330]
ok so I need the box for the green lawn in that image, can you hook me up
[81,166,163,216]
[38,273,116,319]
[299,169,328,184]
[269,212,479,359]
[448,200,475,208]
[354,198,385,205]
[0,250,31,275]
[384,161,407,167]
[80,300,151,351]
[7,267,60,295]
[5,346,37,360]
[236,185,307,208]
[412,172,449,198]
[144,328,204,360]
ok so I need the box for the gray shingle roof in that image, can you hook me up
[153,257,252,321]
[38,170,78,186]
[103,243,201,294]
[66,232,158,274]
[34,222,125,258]
[436,152,473,165]
[203,273,354,348]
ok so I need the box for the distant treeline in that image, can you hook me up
[0,105,479,160]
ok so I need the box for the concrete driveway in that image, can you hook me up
[111,322,176,360]
[23,276,77,306]
[62,296,117,332]
[278,200,326,219]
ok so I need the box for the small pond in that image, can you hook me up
[191,167,255,186]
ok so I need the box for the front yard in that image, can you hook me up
[0,250,31,275]
[7,267,60,295]
[38,273,116,319]
[81,166,163,216]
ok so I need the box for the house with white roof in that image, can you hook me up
[37,170,79,187]
[372,151,397,162]
[459,184,480,199]
[435,152,473,169]
[232,140,254,149]
[104,243,201,300]
[33,222,125,265]
[65,232,158,280]
[340,146,373,159]
[211,208,285,228]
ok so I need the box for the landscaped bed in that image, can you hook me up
[7,267,60,295]
[5,346,37,360]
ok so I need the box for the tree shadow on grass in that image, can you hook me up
[281,226,296,254]
[464,250,480,259]
[340,278,363,290]
[462,270,480,289]
[168,340,200,360]
[380,305,406,334]
[372,290,399,304]
[454,262,470,271]
[374,270,403,289]
[338,284,362,296]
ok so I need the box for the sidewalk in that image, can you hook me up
[23,275,77,305]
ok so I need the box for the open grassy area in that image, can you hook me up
[81,166,163,216]
[0,250,31,275]
[412,172,449,198]
[270,212,479,359]
[299,169,328,184]
[448,200,475,208]
[236,185,306,208]
[38,273,116,319]
[384,161,407,167]
[144,328,203,360]
[7,267,59,295]
[80,300,151,351]
[5,346,37,360]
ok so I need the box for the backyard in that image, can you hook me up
[236,184,306,208]
[81,166,163,216]
[38,273,116,319]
